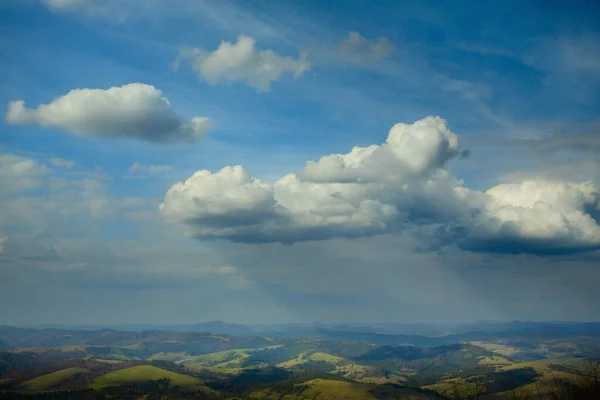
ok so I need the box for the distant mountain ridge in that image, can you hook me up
[23,320,600,338]
[4,321,600,351]
[26,321,255,336]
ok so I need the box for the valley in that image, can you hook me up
[1,322,598,399]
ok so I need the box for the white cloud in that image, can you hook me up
[174,35,311,92]
[161,116,600,254]
[160,165,282,239]
[128,162,174,173]
[160,116,473,243]
[49,157,75,169]
[40,0,127,22]
[0,153,51,194]
[0,152,150,239]
[301,116,460,183]
[6,83,212,144]
[460,180,600,254]
[338,31,395,65]
[42,0,88,10]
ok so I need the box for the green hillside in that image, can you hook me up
[19,367,88,392]
[249,378,437,400]
[91,365,201,389]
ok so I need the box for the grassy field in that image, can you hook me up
[91,365,201,390]
[184,364,247,374]
[423,377,478,398]
[309,352,345,363]
[297,379,435,400]
[334,362,377,381]
[498,360,553,373]
[91,358,124,364]
[275,351,382,382]
[295,379,377,400]
[19,367,88,392]
[470,342,522,356]
[277,352,344,368]
[148,351,187,362]
[477,355,513,366]
[426,359,585,398]
[509,368,581,396]
[249,378,436,400]
[185,349,249,364]
[178,345,283,369]
[276,352,309,368]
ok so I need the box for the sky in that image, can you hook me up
[1,0,600,326]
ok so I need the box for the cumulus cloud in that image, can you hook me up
[300,116,460,183]
[174,35,311,92]
[6,83,212,144]
[161,117,474,243]
[161,116,600,255]
[128,162,174,173]
[459,180,600,254]
[160,165,283,240]
[338,31,395,65]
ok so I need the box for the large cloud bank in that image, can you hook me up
[160,116,600,254]
[6,83,212,144]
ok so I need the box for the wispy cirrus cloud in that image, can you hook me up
[128,162,174,173]
[122,162,175,179]
[40,0,129,22]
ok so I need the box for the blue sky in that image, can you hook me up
[1,0,599,325]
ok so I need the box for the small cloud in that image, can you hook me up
[217,266,237,275]
[49,157,75,169]
[174,35,311,92]
[128,162,174,173]
[440,79,491,101]
[65,262,89,269]
[0,237,7,254]
[338,31,395,66]
[6,83,213,144]
[40,0,127,22]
